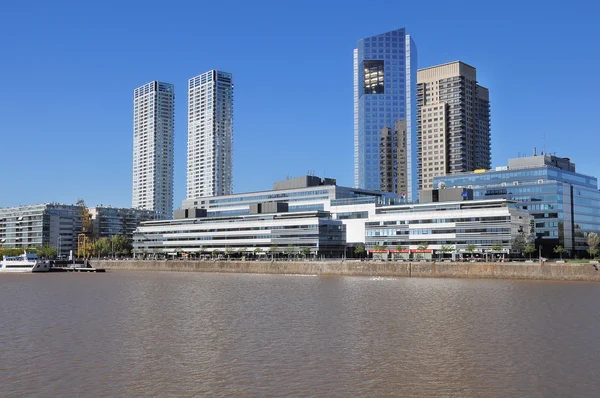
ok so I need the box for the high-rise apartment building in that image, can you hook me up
[354,28,417,200]
[132,81,175,219]
[187,70,234,199]
[417,61,490,190]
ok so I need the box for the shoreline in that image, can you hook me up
[89,260,600,282]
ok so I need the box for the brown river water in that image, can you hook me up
[0,271,599,397]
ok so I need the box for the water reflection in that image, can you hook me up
[0,273,598,396]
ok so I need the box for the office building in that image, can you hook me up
[0,204,82,258]
[354,28,417,200]
[187,70,234,199]
[417,61,491,190]
[89,206,156,240]
[133,210,346,259]
[434,154,600,257]
[364,198,529,259]
[132,81,175,219]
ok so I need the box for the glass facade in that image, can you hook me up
[354,28,417,200]
[435,166,600,256]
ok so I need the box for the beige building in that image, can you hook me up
[379,119,407,196]
[416,61,490,190]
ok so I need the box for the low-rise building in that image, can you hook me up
[364,199,530,259]
[0,203,82,258]
[434,153,600,257]
[133,208,346,259]
[89,206,156,240]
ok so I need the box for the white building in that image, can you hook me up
[133,210,346,259]
[132,81,175,219]
[364,199,530,259]
[187,70,234,199]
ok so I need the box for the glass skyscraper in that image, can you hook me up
[187,70,234,200]
[354,28,417,200]
[132,81,175,219]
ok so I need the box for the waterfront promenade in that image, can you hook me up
[91,259,600,282]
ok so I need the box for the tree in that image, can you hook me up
[440,245,453,259]
[417,242,429,251]
[111,235,132,257]
[95,237,111,258]
[525,243,536,259]
[553,245,566,260]
[225,247,232,260]
[253,247,263,258]
[211,249,219,259]
[466,244,476,259]
[36,245,57,259]
[300,247,311,258]
[354,244,365,258]
[270,245,279,260]
[373,243,386,251]
[511,232,527,255]
[586,232,600,259]
[491,242,503,252]
[284,245,295,259]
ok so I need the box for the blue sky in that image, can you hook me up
[1,0,598,209]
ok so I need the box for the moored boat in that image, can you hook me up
[0,251,50,273]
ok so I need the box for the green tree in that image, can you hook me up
[417,242,429,251]
[466,244,476,260]
[373,243,386,251]
[253,247,263,258]
[225,247,232,260]
[354,244,365,258]
[525,243,536,259]
[95,237,111,258]
[36,245,57,259]
[270,245,279,260]
[491,242,503,252]
[440,245,453,259]
[553,245,566,260]
[586,232,600,259]
[111,235,132,257]
[284,245,295,259]
[300,247,311,258]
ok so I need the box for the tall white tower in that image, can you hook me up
[132,81,175,219]
[187,70,234,199]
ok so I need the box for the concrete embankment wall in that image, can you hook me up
[90,260,600,282]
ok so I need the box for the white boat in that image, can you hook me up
[0,251,50,273]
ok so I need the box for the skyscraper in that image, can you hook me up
[417,61,491,190]
[354,28,417,200]
[187,70,234,199]
[132,81,174,219]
